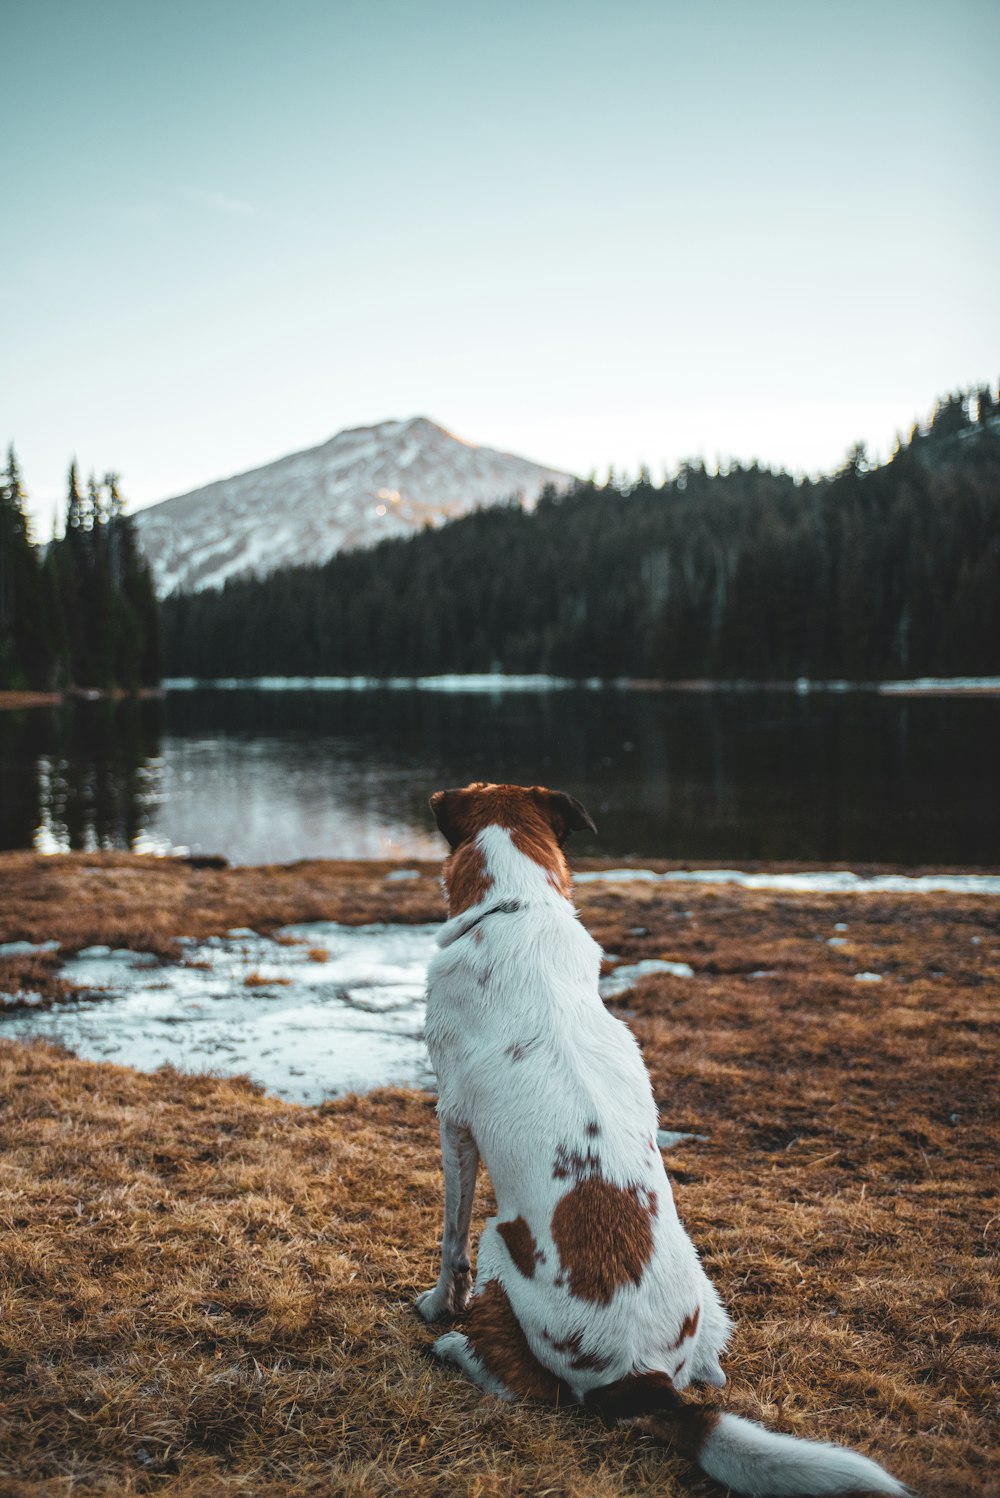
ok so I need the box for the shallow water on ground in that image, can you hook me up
[2,922,710,1101]
[5,924,440,1102]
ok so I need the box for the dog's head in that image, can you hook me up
[429,782,596,913]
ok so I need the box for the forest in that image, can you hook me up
[0,453,160,692]
[161,386,999,682]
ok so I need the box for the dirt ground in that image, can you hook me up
[0,852,997,1496]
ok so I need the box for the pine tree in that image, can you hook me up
[65,460,84,534]
[0,445,46,687]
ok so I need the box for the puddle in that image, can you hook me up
[599,958,695,999]
[4,926,706,1123]
[3,923,439,1103]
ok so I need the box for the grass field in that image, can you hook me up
[1,853,997,1496]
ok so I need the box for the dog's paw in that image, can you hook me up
[415,1263,473,1323]
[414,1288,452,1324]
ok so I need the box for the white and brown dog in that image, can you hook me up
[416,782,909,1497]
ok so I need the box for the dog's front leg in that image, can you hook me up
[415,1117,479,1323]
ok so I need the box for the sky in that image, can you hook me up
[3,0,998,536]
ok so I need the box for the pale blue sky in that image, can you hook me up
[3,0,998,534]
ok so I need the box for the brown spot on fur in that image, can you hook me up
[584,1369,679,1422]
[661,1404,722,1461]
[586,1373,720,1463]
[445,842,493,916]
[509,823,571,897]
[552,1143,602,1180]
[585,1121,601,1138]
[551,1178,656,1305]
[543,1328,612,1373]
[432,783,594,909]
[464,1280,567,1403]
[497,1217,544,1277]
[668,1304,700,1350]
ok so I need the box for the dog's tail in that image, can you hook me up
[585,1373,912,1497]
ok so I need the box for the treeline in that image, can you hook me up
[162,382,998,682]
[0,451,160,691]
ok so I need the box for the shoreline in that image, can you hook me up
[5,675,999,712]
[161,673,1000,697]
[2,848,999,950]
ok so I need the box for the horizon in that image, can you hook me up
[14,383,997,537]
[4,0,998,536]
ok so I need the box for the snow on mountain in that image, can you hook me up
[135,417,574,595]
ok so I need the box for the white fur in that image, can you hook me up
[419,822,909,1496]
[700,1415,910,1496]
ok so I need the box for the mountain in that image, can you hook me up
[134,417,574,595]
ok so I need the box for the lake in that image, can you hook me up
[2,681,999,867]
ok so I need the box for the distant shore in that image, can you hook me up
[160,673,1000,696]
[4,677,998,713]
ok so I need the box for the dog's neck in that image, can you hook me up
[442,823,572,920]
[437,897,525,949]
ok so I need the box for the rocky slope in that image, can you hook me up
[135,417,573,595]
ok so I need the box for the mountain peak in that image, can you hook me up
[135,417,573,595]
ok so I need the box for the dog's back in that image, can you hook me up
[427,817,732,1397]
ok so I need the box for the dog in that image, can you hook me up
[416,782,909,1497]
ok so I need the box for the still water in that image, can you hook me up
[2,683,998,866]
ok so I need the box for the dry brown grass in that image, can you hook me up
[0,855,998,1495]
[0,688,164,713]
[0,952,81,1012]
[0,851,445,960]
[0,690,62,711]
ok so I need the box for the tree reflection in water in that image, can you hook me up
[1,685,998,866]
[0,699,164,853]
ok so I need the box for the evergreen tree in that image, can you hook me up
[0,453,162,692]
[0,446,46,687]
[157,385,1000,686]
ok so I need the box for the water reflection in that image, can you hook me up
[0,699,164,854]
[0,686,998,866]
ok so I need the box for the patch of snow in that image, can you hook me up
[878,676,1000,694]
[71,947,159,972]
[656,1129,709,1149]
[163,674,589,693]
[574,869,1000,895]
[0,940,60,957]
[136,417,575,597]
[853,971,884,983]
[3,924,440,1103]
[599,958,695,999]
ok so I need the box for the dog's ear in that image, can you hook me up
[538,789,597,845]
[429,788,465,849]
